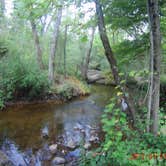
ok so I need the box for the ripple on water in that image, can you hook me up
[0,85,116,165]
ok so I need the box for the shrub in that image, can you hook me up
[80,99,166,166]
[0,52,49,108]
[57,83,74,99]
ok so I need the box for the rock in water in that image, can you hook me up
[0,151,15,166]
[67,140,76,149]
[52,157,65,165]
[89,135,99,142]
[74,122,83,130]
[49,144,58,154]
[84,142,91,150]
[41,126,49,138]
[121,98,128,111]
[37,147,52,161]
[87,69,105,83]
[66,149,81,159]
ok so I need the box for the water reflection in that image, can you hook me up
[0,85,116,165]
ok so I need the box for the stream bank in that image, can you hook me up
[2,76,90,110]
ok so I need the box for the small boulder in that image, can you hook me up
[84,142,91,150]
[73,126,79,130]
[89,136,99,142]
[52,157,65,165]
[41,126,49,138]
[66,149,80,158]
[49,144,58,154]
[80,129,85,133]
[67,140,76,149]
[38,148,52,160]
[90,130,96,135]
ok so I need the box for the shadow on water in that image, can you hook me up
[0,85,116,165]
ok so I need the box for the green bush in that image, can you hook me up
[0,52,49,108]
[57,83,74,99]
[161,75,166,86]
[0,90,5,108]
[80,99,166,166]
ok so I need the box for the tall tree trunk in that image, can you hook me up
[40,16,47,35]
[94,0,136,124]
[30,20,44,70]
[0,0,5,17]
[48,7,62,85]
[83,26,96,80]
[63,24,68,77]
[112,31,115,45]
[147,0,161,136]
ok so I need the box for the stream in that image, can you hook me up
[0,85,116,166]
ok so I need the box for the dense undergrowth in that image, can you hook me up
[55,77,89,97]
[0,39,44,106]
[80,98,166,166]
[0,42,89,109]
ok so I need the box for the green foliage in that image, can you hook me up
[103,0,147,33]
[54,77,89,99]
[14,0,52,20]
[0,90,5,109]
[113,33,149,72]
[56,83,75,99]
[0,42,8,58]
[80,99,166,166]
[129,69,149,80]
[161,75,166,86]
[103,70,114,84]
[0,50,49,108]
[101,101,127,150]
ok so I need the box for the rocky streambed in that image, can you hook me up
[0,85,116,166]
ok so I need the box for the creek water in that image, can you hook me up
[0,85,116,165]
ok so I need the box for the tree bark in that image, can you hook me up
[48,7,62,85]
[147,0,161,136]
[63,24,68,77]
[112,31,115,45]
[95,0,120,85]
[94,0,136,124]
[83,26,96,80]
[30,20,44,70]
[40,15,47,35]
[0,0,5,17]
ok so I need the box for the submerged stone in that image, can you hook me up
[52,157,66,165]
[66,149,81,159]
[0,151,15,166]
[41,126,49,138]
[89,135,99,142]
[66,140,76,149]
[49,144,58,154]
[84,142,91,150]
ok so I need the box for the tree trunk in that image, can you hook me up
[112,31,115,45]
[0,0,5,17]
[40,16,47,35]
[63,24,68,77]
[83,26,96,80]
[48,7,62,85]
[147,0,161,136]
[30,20,44,70]
[94,0,136,124]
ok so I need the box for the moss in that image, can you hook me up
[65,76,90,95]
